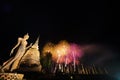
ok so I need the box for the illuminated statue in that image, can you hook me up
[19,37,42,72]
[1,33,32,72]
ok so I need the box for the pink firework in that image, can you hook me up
[67,43,83,72]
[67,43,83,64]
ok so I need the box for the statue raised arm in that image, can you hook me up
[1,33,32,72]
[10,38,21,56]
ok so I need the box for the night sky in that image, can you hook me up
[1,0,119,79]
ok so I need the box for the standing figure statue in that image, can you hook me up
[1,33,32,72]
[19,36,42,72]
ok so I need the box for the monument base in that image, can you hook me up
[0,73,24,80]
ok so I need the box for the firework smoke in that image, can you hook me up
[42,40,84,73]
[42,40,83,64]
[42,41,118,74]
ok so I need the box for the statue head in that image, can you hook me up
[24,33,29,40]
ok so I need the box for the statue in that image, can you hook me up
[0,33,42,80]
[1,33,32,72]
[18,37,42,72]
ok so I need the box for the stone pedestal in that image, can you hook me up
[0,73,24,80]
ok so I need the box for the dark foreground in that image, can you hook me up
[22,72,117,80]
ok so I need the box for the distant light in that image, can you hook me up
[70,76,73,79]
[115,73,120,80]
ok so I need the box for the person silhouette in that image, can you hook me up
[1,33,32,72]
